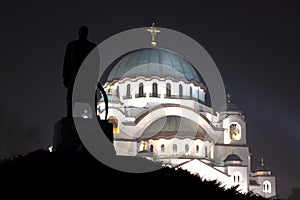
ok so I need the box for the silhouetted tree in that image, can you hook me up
[0,106,41,159]
[0,150,268,200]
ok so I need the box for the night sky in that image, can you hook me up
[1,1,299,198]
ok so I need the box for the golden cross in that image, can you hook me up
[146,22,161,46]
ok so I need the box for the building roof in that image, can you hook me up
[226,102,241,112]
[255,158,271,172]
[218,102,242,113]
[255,165,271,172]
[224,154,243,162]
[218,94,242,113]
[138,116,209,141]
[249,180,260,186]
[106,48,205,85]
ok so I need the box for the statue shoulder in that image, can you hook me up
[65,40,79,51]
[88,41,97,48]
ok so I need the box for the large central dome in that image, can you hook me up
[106,48,204,84]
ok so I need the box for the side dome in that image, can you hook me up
[224,154,242,162]
[106,48,205,87]
[224,153,243,166]
[255,159,271,176]
[226,102,241,112]
[218,94,242,113]
[255,165,271,172]
[139,116,209,141]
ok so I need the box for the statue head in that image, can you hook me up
[78,25,88,38]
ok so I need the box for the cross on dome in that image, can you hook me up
[146,22,161,47]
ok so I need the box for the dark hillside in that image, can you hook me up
[0,150,267,199]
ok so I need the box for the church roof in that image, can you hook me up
[224,154,243,162]
[226,102,241,112]
[249,180,260,186]
[138,116,209,141]
[255,165,270,172]
[106,48,205,86]
[255,158,271,172]
[218,94,242,113]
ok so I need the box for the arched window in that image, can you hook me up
[126,84,131,96]
[161,144,165,155]
[230,123,241,141]
[185,144,189,154]
[197,90,200,100]
[116,86,120,97]
[196,145,199,154]
[152,83,158,97]
[150,145,153,152]
[179,84,183,98]
[263,181,271,193]
[166,83,171,97]
[233,172,242,185]
[190,86,193,99]
[205,146,208,157]
[173,144,177,155]
[139,141,146,151]
[139,83,144,97]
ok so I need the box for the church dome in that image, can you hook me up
[255,165,270,172]
[218,94,242,113]
[223,153,243,166]
[224,154,242,162]
[106,48,205,86]
[226,102,241,112]
[254,159,272,176]
[139,116,208,141]
[255,158,271,173]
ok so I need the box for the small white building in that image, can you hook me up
[96,48,276,197]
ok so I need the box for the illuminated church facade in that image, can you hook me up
[97,47,276,198]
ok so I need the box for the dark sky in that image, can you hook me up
[1,0,299,198]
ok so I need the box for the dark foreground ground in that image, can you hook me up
[0,150,269,199]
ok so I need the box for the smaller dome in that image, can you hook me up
[139,116,208,141]
[218,94,242,113]
[255,165,271,172]
[254,158,272,176]
[226,102,241,112]
[255,158,270,172]
[224,154,243,162]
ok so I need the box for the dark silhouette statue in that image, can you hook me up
[53,25,113,152]
[63,25,97,117]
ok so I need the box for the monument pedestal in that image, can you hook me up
[53,116,114,153]
[53,117,82,152]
